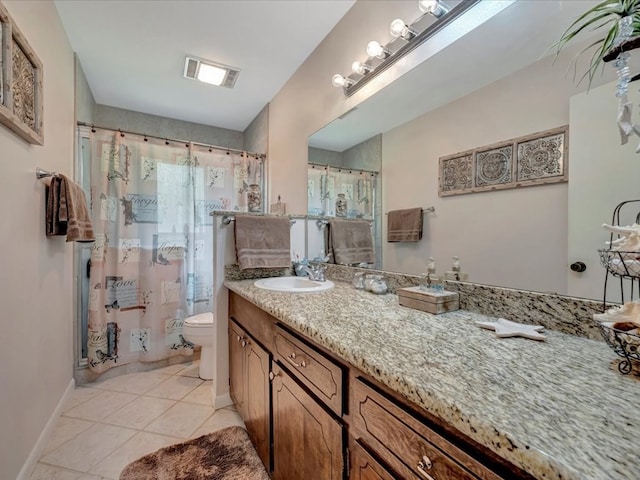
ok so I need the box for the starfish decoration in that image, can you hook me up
[476,318,546,341]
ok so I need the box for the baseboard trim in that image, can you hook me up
[213,392,233,410]
[16,377,76,480]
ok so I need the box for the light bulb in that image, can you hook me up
[389,18,416,40]
[351,61,371,75]
[331,74,351,88]
[366,40,388,59]
[418,0,449,18]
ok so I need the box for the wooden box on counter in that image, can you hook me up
[397,286,459,314]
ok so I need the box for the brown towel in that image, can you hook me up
[46,174,95,242]
[329,219,375,265]
[235,215,291,270]
[387,208,423,242]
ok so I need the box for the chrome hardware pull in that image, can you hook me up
[285,354,306,368]
[269,371,276,381]
[236,335,241,342]
[241,339,247,348]
[417,455,435,480]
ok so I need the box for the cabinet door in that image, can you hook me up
[244,337,271,472]
[272,365,344,480]
[350,439,397,480]
[228,319,246,415]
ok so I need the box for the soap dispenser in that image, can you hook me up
[420,257,437,291]
[445,256,469,281]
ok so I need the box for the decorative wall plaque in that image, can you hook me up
[475,144,512,187]
[516,131,566,183]
[0,1,43,145]
[439,126,567,196]
[439,152,473,195]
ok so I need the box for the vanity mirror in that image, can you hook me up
[307,0,640,301]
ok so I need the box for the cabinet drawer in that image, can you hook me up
[350,438,397,480]
[229,292,274,351]
[274,326,344,415]
[352,377,503,480]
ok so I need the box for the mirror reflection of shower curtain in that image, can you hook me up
[307,165,375,219]
[84,128,263,374]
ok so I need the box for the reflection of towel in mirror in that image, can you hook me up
[46,174,95,242]
[235,215,291,270]
[328,219,375,265]
[387,208,422,242]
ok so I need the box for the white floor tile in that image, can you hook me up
[40,424,136,472]
[29,462,104,479]
[181,381,213,405]
[190,407,245,439]
[92,372,171,395]
[62,387,102,413]
[43,417,95,455]
[64,390,138,422]
[89,431,181,479]
[144,402,214,438]
[176,361,200,378]
[144,374,203,400]
[103,396,176,430]
[153,363,189,375]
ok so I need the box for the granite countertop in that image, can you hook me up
[225,279,639,480]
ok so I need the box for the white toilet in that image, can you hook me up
[183,312,214,380]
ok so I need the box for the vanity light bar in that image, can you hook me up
[331,0,480,96]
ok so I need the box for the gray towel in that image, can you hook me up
[329,219,375,265]
[235,215,291,270]
[46,174,95,242]
[387,208,423,242]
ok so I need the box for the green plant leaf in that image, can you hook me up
[552,0,640,88]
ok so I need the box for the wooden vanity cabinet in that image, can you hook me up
[229,293,346,478]
[228,318,271,471]
[272,362,344,480]
[228,291,532,480]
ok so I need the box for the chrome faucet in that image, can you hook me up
[303,262,327,282]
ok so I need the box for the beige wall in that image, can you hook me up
[268,1,418,214]
[381,55,576,294]
[568,81,640,301]
[0,2,76,478]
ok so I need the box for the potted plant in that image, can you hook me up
[555,0,640,86]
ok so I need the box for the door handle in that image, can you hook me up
[416,455,435,480]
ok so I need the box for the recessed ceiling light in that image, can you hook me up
[197,63,226,86]
[183,56,240,88]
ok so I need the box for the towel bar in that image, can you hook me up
[221,214,296,227]
[385,206,435,214]
[316,218,373,229]
[36,167,57,179]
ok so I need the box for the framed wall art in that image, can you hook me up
[438,151,473,196]
[439,126,567,197]
[0,1,43,145]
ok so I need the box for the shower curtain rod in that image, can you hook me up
[77,122,266,159]
[308,162,378,176]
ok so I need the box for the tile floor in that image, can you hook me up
[29,361,244,480]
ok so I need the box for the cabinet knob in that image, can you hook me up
[417,455,435,480]
[570,261,587,272]
[268,371,278,381]
[241,339,247,348]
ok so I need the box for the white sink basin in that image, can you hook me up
[254,276,334,293]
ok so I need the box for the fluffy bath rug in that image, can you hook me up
[119,426,270,480]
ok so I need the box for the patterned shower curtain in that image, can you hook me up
[307,165,375,219]
[85,128,262,374]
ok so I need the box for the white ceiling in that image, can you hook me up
[54,0,356,132]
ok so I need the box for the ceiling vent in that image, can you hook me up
[183,56,240,89]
